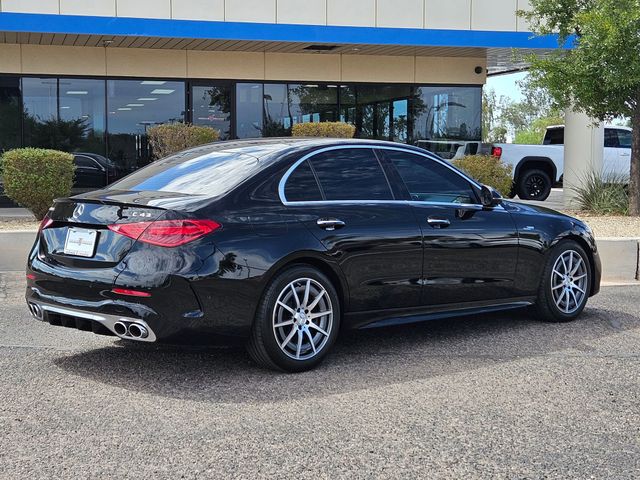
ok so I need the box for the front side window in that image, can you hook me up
[385,150,476,204]
[616,129,632,149]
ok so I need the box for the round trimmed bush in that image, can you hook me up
[292,122,356,138]
[452,155,514,197]
[1,148,74,220]
[148,123,220,160]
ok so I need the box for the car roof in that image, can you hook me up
[184,137,428,161]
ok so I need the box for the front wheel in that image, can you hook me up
[534,241,592,323]
[516,169,552,201]
[247,265,340,372]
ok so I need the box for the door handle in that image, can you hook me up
[317,218,346,231]
[427,217,451,228]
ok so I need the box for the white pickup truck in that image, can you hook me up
[491,125,632,201]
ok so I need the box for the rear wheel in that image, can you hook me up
[516,169,552,201]
[247,265,340,372]
[534,241,591,323]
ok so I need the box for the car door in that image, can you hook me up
[380,148,520,306]
[280,146,424,312]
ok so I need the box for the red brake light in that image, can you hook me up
[111,288,152,297]
[38,217,54,232]
[491,146,503,158]
[108,219,221,247]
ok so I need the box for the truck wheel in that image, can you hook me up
[517,169,552,201]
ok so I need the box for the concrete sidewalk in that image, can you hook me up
[0,207,34,219]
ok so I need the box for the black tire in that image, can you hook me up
[246,265,341,372]
[516,169,552,201]
[533,240,592,323]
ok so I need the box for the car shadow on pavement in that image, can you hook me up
[54,305,638,405]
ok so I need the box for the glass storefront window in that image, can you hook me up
[191,84,232,140]
[107,79,185,173]
[411,86,482,143]
[236,83,263,139]
[0,76,21,153]
[22,77,106,155]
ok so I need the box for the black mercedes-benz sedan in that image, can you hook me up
[26,139,601,372]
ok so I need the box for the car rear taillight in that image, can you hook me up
[111,288,152,297]
[108,219,221,247]
[38,217,54,232]
[491,146,503,158]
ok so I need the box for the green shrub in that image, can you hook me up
[571,171,628,215]
[291,122,356,138]
[452,155,514,197]
[1,148,74,220]
[148,123,220,160]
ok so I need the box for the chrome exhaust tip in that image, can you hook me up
[128,323,148,339]
[28,303,44,321]
[113,321,128,336]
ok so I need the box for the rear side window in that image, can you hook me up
[308,148,393,201]
[604,129,619,148]
[385,150,476,204]
[109,147,259,196]
[544,128,564,145]
[284,161,322,202]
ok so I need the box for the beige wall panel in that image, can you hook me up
[471,0,517,31]
[377,0,423,28]
[22,45,106,75]
[415,56,486,84]
[172,0,224,21]
[107,48,186,77]
[265,53,340,81]
[517,0,532,31]
[327,0,375,27]
[1,0,58,14]
[277,0,326,25]
[117,0,171,19]
[341,55,415,83]
[187,50,265,79]
[60,0,116,16]
[425,0,471,30]
[0,44,21,73]
[225,0,276,23]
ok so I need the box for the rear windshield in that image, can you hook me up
[109,147,259,196]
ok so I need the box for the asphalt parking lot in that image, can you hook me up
[1,271,639,479]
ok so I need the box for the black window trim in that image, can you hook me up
[278,145,490,209]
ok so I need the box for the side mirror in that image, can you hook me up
[480,185,502,208]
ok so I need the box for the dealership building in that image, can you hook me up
[0,0,560,181]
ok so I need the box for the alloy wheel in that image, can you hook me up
[525,174,546,198]
[272,278,334,361]
[551,250,589,314]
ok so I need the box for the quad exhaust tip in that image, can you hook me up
[28,303,44,321]
[113,321,149,340]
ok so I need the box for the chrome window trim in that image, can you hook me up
[278,144,485,207]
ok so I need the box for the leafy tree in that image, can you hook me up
[514,115,564,144]
[522,0,640,215]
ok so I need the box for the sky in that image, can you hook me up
[485,71,528,102]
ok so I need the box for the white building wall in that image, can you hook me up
[0,0,527,32]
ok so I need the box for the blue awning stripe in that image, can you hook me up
[0,12,570,49]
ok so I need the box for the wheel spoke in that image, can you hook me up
[308,310,332,320]
[307,290,325,311]
[552,283,564,291]
[308,321,328,336]
[280,327,297,349]
[302,279,311,308]
[573,284,586,294]
[290,283,301,307]
[296,330,303,359]
[304,329,317,353]
[574,273,588,281]
[569,289,579,309]
[274,319,294,328]
[553,269,564,277]
[277,300,295,315]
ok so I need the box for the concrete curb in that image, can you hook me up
[596,238,639,283]
[0,231,638,283]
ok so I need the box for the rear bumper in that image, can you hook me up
[27,297,157,342]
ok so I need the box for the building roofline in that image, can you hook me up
[0,12,572,50]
